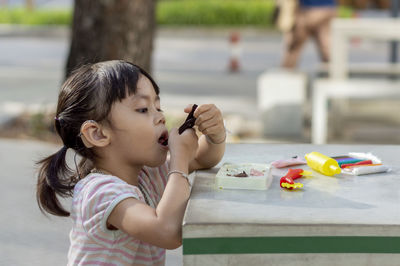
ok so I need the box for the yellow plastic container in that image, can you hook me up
[305,152,341,176]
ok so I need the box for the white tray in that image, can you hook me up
[215,163,272,190]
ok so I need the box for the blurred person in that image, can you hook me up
[281,0,338,69]
[273,0,298,33]
[36,60,226,265]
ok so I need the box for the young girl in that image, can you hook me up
[36,60,226,266]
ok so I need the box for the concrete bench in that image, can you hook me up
[312,78,400,144]
[330,18,400,80]
[311,18,400,144]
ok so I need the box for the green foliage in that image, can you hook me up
[0,8,71,25]
[157,0,276,27]
[337,5,354,18]
[0,1,353,26]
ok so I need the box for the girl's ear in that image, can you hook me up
[80,121,111,148]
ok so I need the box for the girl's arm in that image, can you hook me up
[107,128,198,249]
[107,173,190,249]
[189,134,225,172]
[187,104,226,172]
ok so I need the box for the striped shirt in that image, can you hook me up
[68,161,169,266]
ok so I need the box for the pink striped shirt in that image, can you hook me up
[68,161,169,266]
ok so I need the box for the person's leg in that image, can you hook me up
[281,10,309,69]
[312,8,336,63]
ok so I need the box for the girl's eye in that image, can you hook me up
[157,108,164,112]
[137,108,148,113]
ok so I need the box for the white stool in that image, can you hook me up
[257,69,307,138]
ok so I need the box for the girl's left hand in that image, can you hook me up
[184,104,226,144]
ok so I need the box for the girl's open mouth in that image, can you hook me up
[158,131,169,147]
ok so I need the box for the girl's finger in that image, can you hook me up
[193,104,214,118]
[196,112,215,126]
[198,119,224,135]
[196,109,222,126]
[197,119,219,132]
[184,104,194,113]
[201,124,224,136]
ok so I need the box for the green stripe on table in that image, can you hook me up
[183,237,400,254]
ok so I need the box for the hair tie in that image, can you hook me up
[55,116,63,126]
[55,116,66,129]
[61,145,69,151]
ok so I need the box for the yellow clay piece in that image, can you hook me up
[305,152,341,176]
[301,170,313,177]
[281,182,303,189]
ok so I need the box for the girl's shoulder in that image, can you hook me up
[76,172,124,186]
[74,172,136,197]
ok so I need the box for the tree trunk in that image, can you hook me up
[66,0,156,77]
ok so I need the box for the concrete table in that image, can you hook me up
[182,144,400,266]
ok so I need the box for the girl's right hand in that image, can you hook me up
[168,127,198,170]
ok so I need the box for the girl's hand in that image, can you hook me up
[168,127,198,171]
[185,104,225,144]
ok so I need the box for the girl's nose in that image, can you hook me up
[155,112,166,125]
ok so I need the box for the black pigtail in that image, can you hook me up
[36,146,75,217]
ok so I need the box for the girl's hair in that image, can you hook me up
[36,60,159,217]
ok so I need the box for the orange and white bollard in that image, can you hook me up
[350,12,361,48]
[228,32,241,72]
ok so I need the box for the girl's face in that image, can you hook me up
[108,75,168,167]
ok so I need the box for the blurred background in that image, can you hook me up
[0,0,399,265]
[1,0,399,145]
